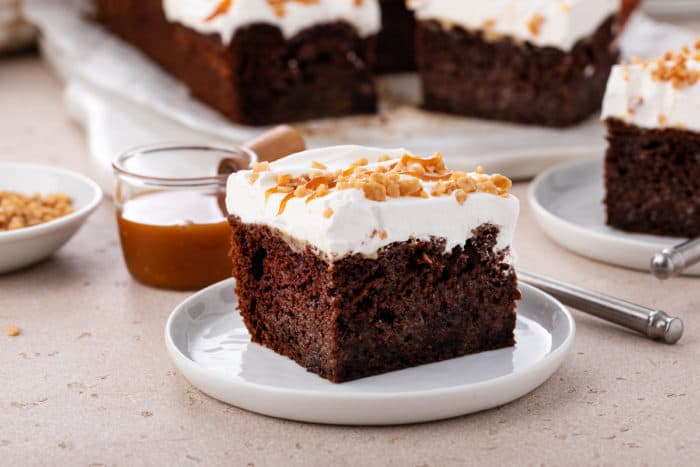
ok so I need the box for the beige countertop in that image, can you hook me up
[1,55,699,467]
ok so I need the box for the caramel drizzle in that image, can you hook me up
[205,0,232,21]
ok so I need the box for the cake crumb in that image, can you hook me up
[311,161,327,170]
[323,207,334,219]
[527,14,545,37]
[6,325,20,337]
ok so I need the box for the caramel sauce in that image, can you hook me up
[117,191,231,291]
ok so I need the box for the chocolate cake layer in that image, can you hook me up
[415,16,618,127]
[605,118,700,237]
[376,0,416,73]
[97,0,377,126]
[230,217,519,383]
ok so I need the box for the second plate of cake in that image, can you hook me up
[529,158,700,276]
[165,279,574,426]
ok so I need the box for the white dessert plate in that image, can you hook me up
[0,163,103,273]
[529,158,700,276]
[165,279,575,426]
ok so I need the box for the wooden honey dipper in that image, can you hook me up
[218,125,307,175]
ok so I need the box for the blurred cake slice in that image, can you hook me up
[408,0,622,127]
[97,0,380,125]
[602,44,700,237]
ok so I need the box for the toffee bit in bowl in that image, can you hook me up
[0,191,74,231]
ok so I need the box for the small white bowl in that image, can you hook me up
[0,163,103,273]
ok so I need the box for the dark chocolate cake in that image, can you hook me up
[602,45,700,238]
[225,146,520,382]
[414,16,618,127]
[376,0,416,73]
[97,0,378,125]
[605,119,700,237]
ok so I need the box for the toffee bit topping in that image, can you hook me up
[206,0,326,21]
[260,153,511,215]
[483,18,496,31]
[623,42,700,89]
[658,113,668,127]
[6,325,20,337]
[250,161,271,183]
[311,161,327,170]
[323,207,334,219]
[252,161,271,172]
[205,0,232,21]
[527,14,545,37]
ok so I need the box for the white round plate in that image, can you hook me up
[165,279,575,425]
[0,163,103,273]
[529,158,700,276]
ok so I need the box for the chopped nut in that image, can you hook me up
[294,185,309,198]
[363,182,387,201]
[252,161,271,172]
[275,174,291,186]
[527,14,545,37]
[399,179,422,196]
[6,325,20,337]
[323,207,334,219]
[455,189,468,205]
[491,174,512,193]
[0,191,73,231]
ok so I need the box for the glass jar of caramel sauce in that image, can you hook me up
[112,145,252,290]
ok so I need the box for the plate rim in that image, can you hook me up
[165,278,576,401]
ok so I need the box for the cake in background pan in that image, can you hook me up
[409,0,622,127]
[97,0,380,125]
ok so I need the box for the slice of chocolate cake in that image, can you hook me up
[376,0,416,73]
[408,0,621,127]
[602,45,700,238]
[97,0,380,126]
[226,146,520,383]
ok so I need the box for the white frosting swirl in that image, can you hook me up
[407,0,618,51]
[602,57,700,132]
[226,146,519,260]
[163,0,381,44]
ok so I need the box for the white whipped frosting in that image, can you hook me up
[602,58,700,132]
[226,146,519,260]
[407,0,618,51]
[163,0,381,44]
